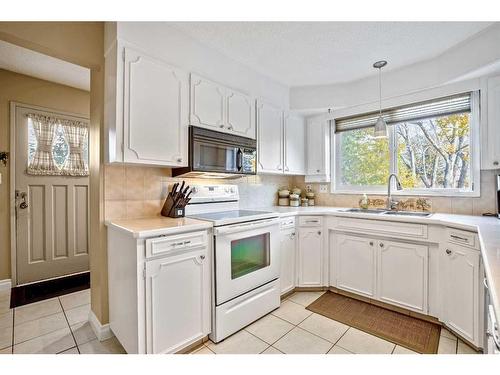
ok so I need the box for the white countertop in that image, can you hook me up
[106,206,500,321]
[105,216,212,238]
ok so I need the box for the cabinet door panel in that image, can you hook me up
[123,48,188,166]
[145,248,210,354]
[280,229,296,295]
[227,91,255,139]
[298,227,322,287]
[257,101,284,174]
[485,76,500,169]
[335,234,376,297]
[284,113,305,175]
[190,74,225,130]
[443,244,479,343]
[305,118,330,182]
[378,240,428,313]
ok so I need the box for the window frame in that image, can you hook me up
[331,91,481,197]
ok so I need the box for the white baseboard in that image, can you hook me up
[0,279,11,293]
[88,310,114,342]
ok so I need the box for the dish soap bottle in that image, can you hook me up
[360,194,369,209]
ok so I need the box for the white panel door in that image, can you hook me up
[335,233,376,298]
[123,48,188,166]
[280,228,296,295]
[15,105,89,284]
[297,227,322,287]
[226,90,256,139]
[190,74,225,131]
[145,246,210,354]
[442,243,480,344]
[257,100,283,174]
[377,239,428,313]
[284,113,306,175]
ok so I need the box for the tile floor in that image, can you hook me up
[0,289,480,355]
[191,291,481,355]
[0,288,125,354]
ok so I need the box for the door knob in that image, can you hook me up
[19,192,28,209]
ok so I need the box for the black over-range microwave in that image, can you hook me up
[172,126,257,179]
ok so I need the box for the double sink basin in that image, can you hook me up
[341,208,432,218]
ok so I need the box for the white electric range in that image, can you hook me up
[186,185,281,342]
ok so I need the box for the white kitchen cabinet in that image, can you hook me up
[482,75,500,169]
[441,242,480,345]
[279,227,296,295]
[145,243,210,354]
[334,233,376,298]
[105,43,189,166]
[377,239,428,313]
[190,74,256,139]
[305,117,330,182]
[284,113,306,175]
[107,225,211,354]
[257,100,284,174]
[297,226,323,287]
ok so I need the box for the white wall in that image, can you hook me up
[109,22,290,109]
[290,23,500,112]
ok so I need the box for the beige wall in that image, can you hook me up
[0,68,90,280]
[0,22,107,324]
[293,170,498,215]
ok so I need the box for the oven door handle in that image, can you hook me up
[214,219,280,235]
[236,148,243,171]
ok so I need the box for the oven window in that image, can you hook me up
[231,233,270,279]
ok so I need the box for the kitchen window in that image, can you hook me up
[333,91,480,196]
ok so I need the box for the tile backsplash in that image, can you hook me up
[104,165,498,220]
[104,165,293,220]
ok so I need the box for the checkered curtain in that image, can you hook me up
[27,114,58,175]
[61,120,89,176]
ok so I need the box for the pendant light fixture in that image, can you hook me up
[373,60,388,138]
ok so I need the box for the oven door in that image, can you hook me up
[214,218,280,305]
[193,138,241,173]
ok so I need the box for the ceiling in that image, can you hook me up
[170,22,494,87]
[0,40,90,91]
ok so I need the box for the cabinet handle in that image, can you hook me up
[369,241,374,246]
[227,125,233,131]
[317,231,321,235]
[484,277,489,290]
[200,255,205,261]
[177,158,182,163]
[494,161,499,166]
[173,241,185,247]
[450,234,468,242]
[316,169,320,173]
[446,249,452,255]
[379,243,384,248]
[184,240,191,245]
[219,124,225,128]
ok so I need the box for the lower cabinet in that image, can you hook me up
[377,239,428,313]
[145,245,211,354]
[333,233,429,313]
[441,243,480,344]
[297,226,323,287]
[279,227,296,295]
[334,233,377,298]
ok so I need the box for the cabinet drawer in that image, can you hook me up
[336,218,428,239]
[299,216,322,227]
[280,216,296,229]
[145,230,207,258]
[446,228,479,250]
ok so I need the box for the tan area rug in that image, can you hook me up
[306,291,441,354]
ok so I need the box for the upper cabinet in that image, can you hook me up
[305,117,330,182]
[482,75,500,169]
[105,43,189,167]
[257,101,306,175]
[190,74,256,139]
[284,113,306,175]
[257,100,284,174]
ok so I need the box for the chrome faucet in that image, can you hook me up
[387,173,403,210]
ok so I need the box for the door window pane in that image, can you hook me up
[231,233,270,279]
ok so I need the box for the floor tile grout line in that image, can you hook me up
[58,297,80,354]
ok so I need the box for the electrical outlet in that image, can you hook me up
[305,185,312,191]
[319,184,328,193]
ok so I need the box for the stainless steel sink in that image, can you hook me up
[382,211,432,217]
[341,208,432,217]
[341,208,386,214]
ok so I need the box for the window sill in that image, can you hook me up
[331,189,480,198]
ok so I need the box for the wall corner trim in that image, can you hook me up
[88,309,114,342]
[0,279,11,292]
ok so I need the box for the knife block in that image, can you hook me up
[161,195,185,218]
